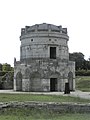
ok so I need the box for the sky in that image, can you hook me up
[0,0,90,66]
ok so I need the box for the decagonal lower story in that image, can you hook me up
[14,23,75,92]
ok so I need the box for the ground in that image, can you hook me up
[0,90,90,100]
[0,89,90,120]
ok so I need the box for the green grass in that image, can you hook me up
[76,76,90,92]
[0,93,90,103]
[0,76,90,119]
[0,108,90,120]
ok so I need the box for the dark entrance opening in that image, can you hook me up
[50,78,57,91]
[50,47,56,59]
[64,82,70,94]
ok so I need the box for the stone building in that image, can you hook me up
[14,23,75,92]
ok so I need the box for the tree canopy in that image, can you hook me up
[69,52,90,71]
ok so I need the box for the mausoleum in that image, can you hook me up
[14,23,75,92]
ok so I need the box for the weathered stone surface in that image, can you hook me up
[14,23,75,92]
[0,102,90,113]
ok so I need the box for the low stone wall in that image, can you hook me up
[0,102,90,113]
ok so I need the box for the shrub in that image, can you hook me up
[76,70,90,76]
[0,71,8,76]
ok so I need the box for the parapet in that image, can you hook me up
[21,23,67,35]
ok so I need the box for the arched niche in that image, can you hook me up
[30,71,41,91]
[68,71,73,91]
[49,71,60,78]
[24,68,30,79]
[16,72,22,91]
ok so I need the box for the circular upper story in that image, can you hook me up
[20,23,69,61]
[20,23,69,45]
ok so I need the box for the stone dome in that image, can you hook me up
[21,23,67,35]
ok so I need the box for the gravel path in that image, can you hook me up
[0,90,90,100]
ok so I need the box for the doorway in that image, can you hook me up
[50,78,57,91]
[50,47,56,59]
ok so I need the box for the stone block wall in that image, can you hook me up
[14,23,75,92]
[0,102,90,113]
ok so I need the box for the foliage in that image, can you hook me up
[1,71,14,81]
[69,52,84,61]
[0,63,14,89]
[76,70,90,76]
[69,52,90,71]
[0,63,14,88]
[0,63,13,72]
[2,63,12,71]
[69,52,85,70]
[0,71,8,76]
[0,71,14,81]
[0,63,2,71]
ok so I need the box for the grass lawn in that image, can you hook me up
[0,108,90,120]
[76,76,90,92]
[0,76,90,119]
[0,93,90,103]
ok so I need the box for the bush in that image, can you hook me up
[0,71,8,76]
[76,70,90,76]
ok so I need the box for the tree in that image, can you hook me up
[2,63,12,71]
[69,52,85,70]
[0,64,2,71]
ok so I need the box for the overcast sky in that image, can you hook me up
[0,0,90,66]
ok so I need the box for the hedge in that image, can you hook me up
[76,70,90,76]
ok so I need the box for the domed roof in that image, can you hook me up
[21,23,67,35]
[26,23,61,31]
